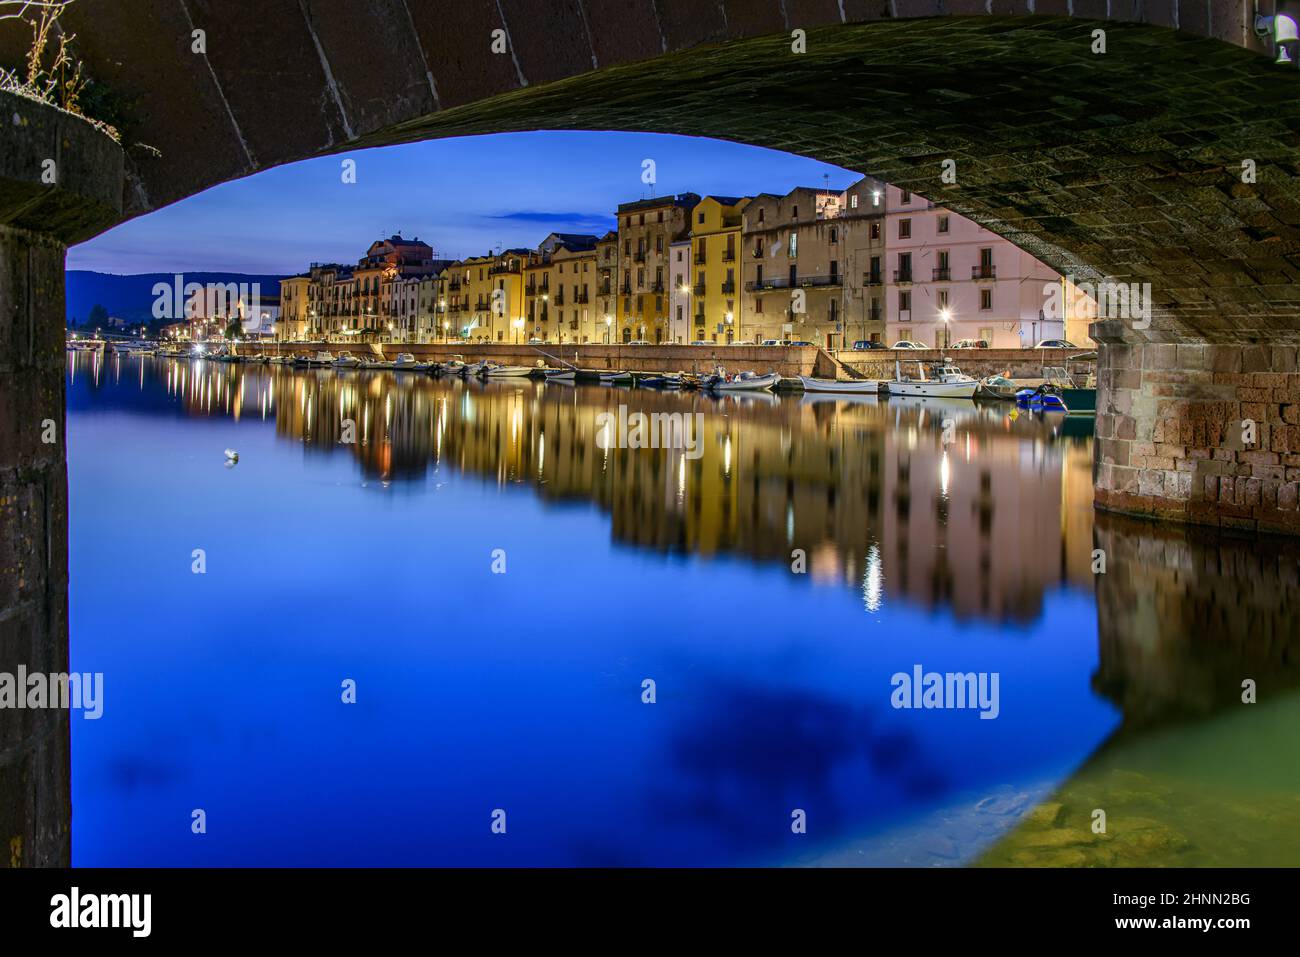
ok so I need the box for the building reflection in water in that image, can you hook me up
[66,352,1300,865]
[101,354,1098,625]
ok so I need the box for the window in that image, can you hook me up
[899,290,911,314]
[698,212,705,224]
[870,222,880,240]
[980,289,993,310]
[899,219,911,240]
[938,215,950,234]
[938,289,949,310]
[788,233,798,257]
[829,226,838,244]
[899,329,912,342]
[758,208,765,223]
[980,327,994,343]
[755,297,763,313]
[792,205,799,219]
[676,249,682,261]
[850,194,859,209]
[753,242,763,259]
[638,214,645,225]
[900,190,911,205]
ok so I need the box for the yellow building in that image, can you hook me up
[459,250,527,342]
[523,233,600,344]
[615,193,698,343]
[687,196,749,343]
[278,274,311,341]
[594,231,618,343]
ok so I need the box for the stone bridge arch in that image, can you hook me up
[4,0,1300,867]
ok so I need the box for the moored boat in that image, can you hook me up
[797,375,882,394]
[1016,384,1069,412]
[708,370,780,393]
[334,351,360,368]
[886,359,978,399]
[977,374,1019,401]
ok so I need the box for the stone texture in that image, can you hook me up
[0,92,119,868]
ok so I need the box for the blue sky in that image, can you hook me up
[69,131,860,275]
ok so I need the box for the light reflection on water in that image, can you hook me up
[65,352,1299,866]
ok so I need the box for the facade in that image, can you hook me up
[615,193,699,343]
[668,239,690,343]
[741,177,887,349]
[278,275,311,340]
[593,231,618,344]
[523,233,599,343]
[458,249,528,342]
[882,186,1068,348]
[687,196,749,344]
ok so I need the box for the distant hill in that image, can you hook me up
[66,271,285,325]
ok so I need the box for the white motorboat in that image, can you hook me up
[305,351,334,366]
[393,353,430,371]
[797,375,882,394]
[709,370,780,393]
[483,364,534,378]
[886,359,979,399]
[334,351,360,368]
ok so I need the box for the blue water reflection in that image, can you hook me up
[67,352,1113,866]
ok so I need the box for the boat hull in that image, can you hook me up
[710,373,781,393]
[886,380,978,399]
[798,376,881,394]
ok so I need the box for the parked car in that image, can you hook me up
[730,340,757,346]
[951,339,989,349]
[891,340,929,350]
[851,340,886,351]
[760,339,788,346]
[788,340,815,346]
[626,339,652,345]
[1033,339,1077,349]
[689,340,711,346]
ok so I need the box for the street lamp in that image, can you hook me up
[940,307,952,349]
[604,314,612,345]
[512,316,524,345]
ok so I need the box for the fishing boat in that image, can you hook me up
[886,359,978,399]
[797,375,882,394]
[977,374,1019,401]
[545,369,578,382]
[334,351,360,368]
[604,371,635,386]
[708,370,781,393]
[393,353,429,371]
[1016,384,1069,412]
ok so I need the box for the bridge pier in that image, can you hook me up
[1094,322,1300,535]
[0,92,122,866]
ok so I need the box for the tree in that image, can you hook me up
[224,319,242,340]
[86,303,107,329]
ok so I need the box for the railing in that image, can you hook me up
[932,267,950,281]
[720,281,736,294]
[894,269,913,283]
[863,271,883,286]
[744,277,792,291]
[650,281,664,293]
[634,250,646,262]
[972,265,996,280]
[554,291,565,305]
[800,275,840,287]
[693,282,706,296]
[576,292,589,304]
[722,249,735,262]
[694,252,706,265]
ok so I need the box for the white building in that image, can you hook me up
[882,185,1074,348]
[668,239,691,343]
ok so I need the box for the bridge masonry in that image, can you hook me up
[0,91,123,866]
[1094,326,1300,535]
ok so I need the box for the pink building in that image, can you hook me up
[883,186,1073,349]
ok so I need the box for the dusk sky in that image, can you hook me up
[68,131,860,276]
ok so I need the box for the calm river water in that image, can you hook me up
[65,351,1300,866]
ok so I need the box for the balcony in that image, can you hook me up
[576,291,589,304]
[722,249,736,262]
[744,277,792,291]
[621,282,631,295]
[894,269,913,284]
[634,249,646,263]
[599,284,612,296]
[650,280,664,293]
[694,253,706,265]
[972,265,997,280]
[720,281,736,295]
[800,274,840,288]
[932,267,951,281]
[692,282,706,296]
[863,271,883,286]
[554,291,565,306]
[525,283,537,296]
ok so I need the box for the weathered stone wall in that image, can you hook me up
[1094,324,1300,534]
[0,92,123,867]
